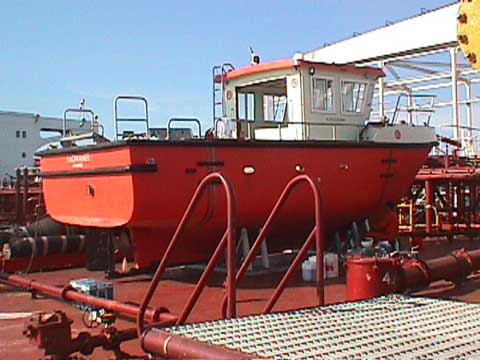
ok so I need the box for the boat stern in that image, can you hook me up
[40,145,147,228]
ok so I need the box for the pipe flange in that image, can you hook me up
[451,250,473,281]
[152,306,170,323]
[416,259,430,281]
[398,259,431,292]
[60,284,75,301]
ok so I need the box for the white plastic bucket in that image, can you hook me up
[303,253,339,281]
[324,252,339,279]
[302,257,318,282]
[302,260,313,282]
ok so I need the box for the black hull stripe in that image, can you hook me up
[41,163,158,178]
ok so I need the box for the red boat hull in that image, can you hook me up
[40,140,432,268]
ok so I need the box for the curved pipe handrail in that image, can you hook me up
[221,174,324,317]
[166,118,202,140]
[137,172,237,337]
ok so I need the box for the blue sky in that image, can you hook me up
[0,0,455,138]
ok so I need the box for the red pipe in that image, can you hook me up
[419,168,478,175]
[15,168,22,224]
[23,310,139,358]
[176,231,228,324]
[142,328,253,360]
[437,135,462,148]
[221,174,324,317]
[399,249,480,291]
[425,180,433,233]
[346,250,480,300]
[263,228,316,314]
[137,172,237,337]
[0,272,177,325]
[64,327,139,356]
[446,182,453,226]
[470,184,477,224]
[22,167,29,223]
[474,185,480,224]
[416,173,480,181]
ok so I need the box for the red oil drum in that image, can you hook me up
[346,256,399,301]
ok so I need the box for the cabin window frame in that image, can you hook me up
[236,91,256,122]
[263,93,288,123]
[340,79,369,114]
[310,75,336,114]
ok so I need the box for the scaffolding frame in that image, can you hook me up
[305,2,480,155]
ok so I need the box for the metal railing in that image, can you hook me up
[137,173,237,336]
[215,118,364,141]
[221,174,325,317]
[61,108,105,145]
[62,108,93,136]
[63,108,103,135]
[391,94,436,126]
[114,96,149,140]
[167,117,202,139]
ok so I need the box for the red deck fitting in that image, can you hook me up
[0,272,177,325]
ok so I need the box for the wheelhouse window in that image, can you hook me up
[263,94,287,122]
[342,81,367,113]
[311,77,334,112]
[237,92,255,121]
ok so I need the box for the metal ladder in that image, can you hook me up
[212,64,235,126]
[113,96,150,140]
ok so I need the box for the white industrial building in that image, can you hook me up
[0,111,92,179]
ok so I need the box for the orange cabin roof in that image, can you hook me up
[220,58,384,81]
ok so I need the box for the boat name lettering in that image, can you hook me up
[66,154,91,164]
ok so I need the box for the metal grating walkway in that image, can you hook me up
[164,295,480,359]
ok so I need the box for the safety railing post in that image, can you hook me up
[166,118,202,140]
[137,172,236,336]
[63,108,96,137]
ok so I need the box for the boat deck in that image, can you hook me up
[1,237,479,359]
